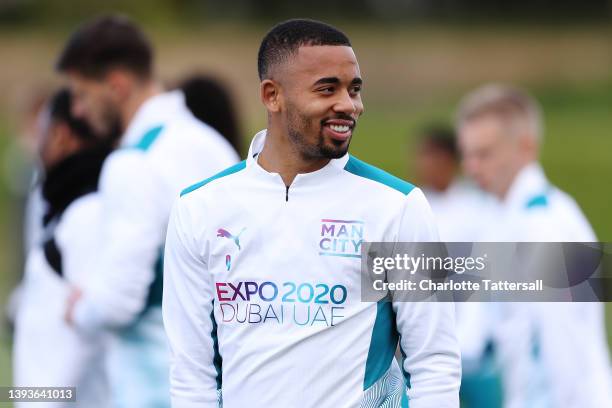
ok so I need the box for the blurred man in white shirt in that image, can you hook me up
[457,83,611,408]
[55,15,239,407]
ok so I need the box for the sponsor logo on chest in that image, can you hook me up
[319,219,364,258]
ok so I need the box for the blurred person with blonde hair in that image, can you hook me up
[457,83,611,408]
[55,14,239,407]
[13,88,116,408]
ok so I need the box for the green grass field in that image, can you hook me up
[0,24,610,398]
[344,82,612,240]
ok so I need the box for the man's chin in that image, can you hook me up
[95,117,123,143]
[479,180,495,195]
[321,139,350,159]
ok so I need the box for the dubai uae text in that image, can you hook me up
[373,279,544,292]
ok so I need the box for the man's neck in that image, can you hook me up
[120,81,164,132]
[257,124,330,186]
[497,160,534,202]
[434,176,455,193]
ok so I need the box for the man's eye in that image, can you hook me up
[351,86,362,94]
[318,87,334,94]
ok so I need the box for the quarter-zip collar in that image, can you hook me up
[502,162,549,211]
[246,130,350,191]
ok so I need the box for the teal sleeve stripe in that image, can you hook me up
[180,160,247,197]
[398,335,412,389]
[526,193,548,209]
[143,248,164,311]
[133,125,164,151]
[211,304,222,390]
[401,390,410,408]
[363,299,400,390]
[343,156,415,195]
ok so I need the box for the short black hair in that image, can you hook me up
[56,14,153,79]
[257,19,351,80]
[180,75,242,154]
[48,88,96,141]
[419,125,458,160]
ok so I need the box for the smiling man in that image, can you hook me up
[163,19,461,408]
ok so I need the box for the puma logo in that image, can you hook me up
[216,228,246,250]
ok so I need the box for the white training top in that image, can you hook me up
[423,178,494,243]
[480,162,612,408]
[423,180,497,363]
[71,90,239,333]
[163,130,461,408]
[14,193,110,408]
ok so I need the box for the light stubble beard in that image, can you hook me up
[286,105,353,161]
[98,102,123,145]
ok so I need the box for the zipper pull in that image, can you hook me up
[285,185,289,202]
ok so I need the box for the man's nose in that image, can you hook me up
[71,98,85,119]
[333,90,359,115]
[466,158,484,181]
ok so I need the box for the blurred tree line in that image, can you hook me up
[0,0,610,27]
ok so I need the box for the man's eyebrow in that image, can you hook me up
[313,77,340,86]
[312,77,363,86]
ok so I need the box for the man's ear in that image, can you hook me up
[41,123,83,169]
[519,132,538,156]
[260,79,282,113]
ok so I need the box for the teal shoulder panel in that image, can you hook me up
[180,160,247,197]
[363,299,400,390]
[344,156,415,195]
[526,193,548,209]
[133,125,164,151]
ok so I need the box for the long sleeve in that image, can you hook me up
[162,198,221,408]
[519,211,611,407]
[71,151,166,332]
[394,188,461,408]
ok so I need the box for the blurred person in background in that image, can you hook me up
[178,74,242,154]
[13,88,116,408]
[413,124,491,242]
[3,88,51,327]
[55,15,239,407]
[457,83,612,408]
[2,88,49,207]
[412,124,501,408]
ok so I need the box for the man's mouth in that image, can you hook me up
[322,119,355,141]
[330,124,350,133]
